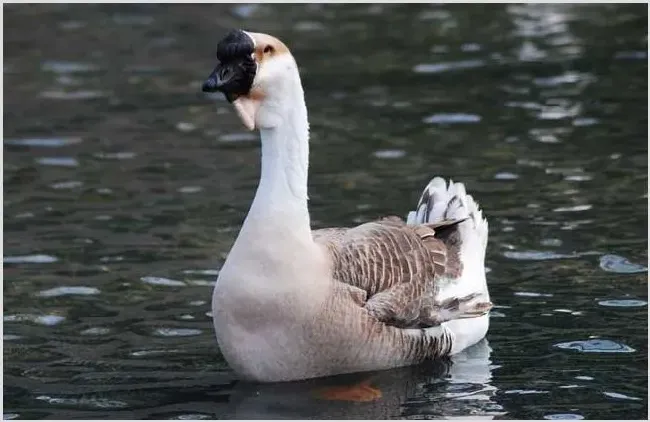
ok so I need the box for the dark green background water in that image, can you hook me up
[3,4,648,420]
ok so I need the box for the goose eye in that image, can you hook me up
[263,45,274,54]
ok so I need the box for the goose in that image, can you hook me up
[202,29,491,385]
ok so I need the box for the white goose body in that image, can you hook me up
[205,30,491,382]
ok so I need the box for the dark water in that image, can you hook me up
[3,4,648,420]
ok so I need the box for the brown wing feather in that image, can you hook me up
[313,216,464,328]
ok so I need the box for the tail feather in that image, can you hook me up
[406,176,489,291]
[408,176,491,354]
[407,177,488,245]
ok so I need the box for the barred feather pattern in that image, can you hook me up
[313,214,464,330]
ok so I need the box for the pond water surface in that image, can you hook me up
[3,4,648,420]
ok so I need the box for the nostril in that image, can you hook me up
[217,67,233,85]
[202,78,218,93]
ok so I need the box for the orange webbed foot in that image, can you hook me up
[313,379,382,402]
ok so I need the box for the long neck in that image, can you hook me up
[245,78,312,241]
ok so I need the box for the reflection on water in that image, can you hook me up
[3,3,648,420]
[225,340,502,420]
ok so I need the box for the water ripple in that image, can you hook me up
[413,59,485,74]
[40,90,107,100]
[504,250,577,261]
[35,395,129,409]
[597,299,647,308]
[4,254,58,264]
[4,314,66,326]
[37,286,101,298]
[41,60,99,73]
[544,414,584,420]
[141,276,186,287]
[423,113,482,124]
[153,328,202,337]
[553,205,592,212]
[219,132,257,143]
[4,137,82,147]
[494,172,519,180]
[554,339,635,353]
[599,254,647,274]
[36,157,79,167]
[93,152,137,160]
[80,327,111,336]
[373,149,406,159]
[602,391,643,401]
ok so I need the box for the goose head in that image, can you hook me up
[202,29,300,131]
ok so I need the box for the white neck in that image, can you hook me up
[243,75,312,243]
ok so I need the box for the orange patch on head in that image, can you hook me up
[246,31,291,64]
